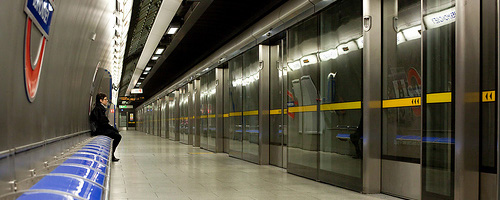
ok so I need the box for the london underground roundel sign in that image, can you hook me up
[23,0,55,102]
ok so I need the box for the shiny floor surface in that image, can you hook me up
[110,131,402,200]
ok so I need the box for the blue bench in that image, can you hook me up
[16,136,113,200]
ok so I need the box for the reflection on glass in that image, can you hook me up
[229,55,243,158]
[480,0,497,173]
[242,46,260,163]
[207,70,217,151]
[168,93,176,140]
[200,75,209,149]
[422,0,455,199]
[382,0,421,163]
[270,41,286,167]
[318,0,363,191]
[161,98,167,138]
[180,86,189,144]
[287,16,319,180]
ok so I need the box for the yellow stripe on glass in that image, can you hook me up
[320,101,361,111]
[382,97,421,108]
[229,112,242,117]
[427,92,452,104]
[243,110,259,116]
[482,90,495,102]
[288,105,317,113]
[269,109,282,115]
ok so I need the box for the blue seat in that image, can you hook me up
[17,192,78,200]
[29,175,103,199]
[51,165,106,185]
[85,144,111,150]
[19,136,112,200]
[77,150,110,158]
[82,149,110,154]
[71,153,108,165]
[63,158,107,174]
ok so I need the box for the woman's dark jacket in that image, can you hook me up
[90,103,113,134]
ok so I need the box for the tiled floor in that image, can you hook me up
[109,131,402,200]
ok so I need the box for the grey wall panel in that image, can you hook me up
[0,0,117,196]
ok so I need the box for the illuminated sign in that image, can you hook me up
[423,6,456,30]
[119,105,134,109]
[131,88,143,94]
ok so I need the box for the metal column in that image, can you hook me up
[259,45,270,165]
[363,0,382,193]
[216,68,224,153]
[455,0,481,199]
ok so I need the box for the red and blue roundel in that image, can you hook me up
[23,0,54,102]
[24,18,46,102]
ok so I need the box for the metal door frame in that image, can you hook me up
[363,0,382,193]
[498,0,500,197]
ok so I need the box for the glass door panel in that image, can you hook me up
[229,55,243,158]
[287,16,320,180]
[201,75,209,149]
[242,46,260,163]
[169,93,176,140]
[381,0,422,198]
[208,70,217,151]
[318,0,363,191]
[270,41,285,167]
[480,0,498,198]
[422,0,455,199]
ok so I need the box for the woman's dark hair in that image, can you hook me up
[96,93,107,102]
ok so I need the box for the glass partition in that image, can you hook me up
[382,0,422,163]
[318,0,363,191]
[168,93,176,140]
[422,0,455,198]
[200,75,209,149]
[287,16,320,180]
[180,86,189,144]
[207,70,217,151]
[480,0,497,174]
[229,55,243,158]
[242,46,260,163]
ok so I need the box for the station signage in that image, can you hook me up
[25,0,55,37]
[423,6,456,30]
[131,88,143,94]
[23,0,55,102]
[119,105,134,109]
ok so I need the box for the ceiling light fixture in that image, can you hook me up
[145,67,152,71]
[151,55,160,60]
[155,48,165,54]
[166,27,179,35]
